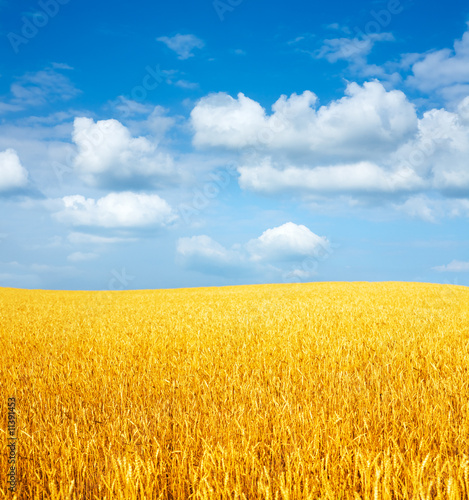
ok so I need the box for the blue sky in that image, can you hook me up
[1,0,469,290]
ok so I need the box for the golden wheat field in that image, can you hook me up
[1,281,469,499]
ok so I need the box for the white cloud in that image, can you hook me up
[191,91,269,149]
[313,32,400,81]
[246,223,329,262]
[54,192,177,228]
[176,235,239,268]
[191,81,469,214]
[157,34,204,60]
[67,252,99,262]
[392,194,439,223]
[177,223,330,280]
[0,148,29,192]
[408,23,469,103]
[51,62,74,70]
[238,159,425,194]
[0,102,22,114]
[433,260,469,272]
[392,195,469,222]
[174,80,199,89]
[9,67,80,108]
[114,97,155,117]
[191,82,418,161]
[177,235,229,260]
[72,117,175,188]
[316,33,394,63]
[391,106,469,194]
[67,232,136,245]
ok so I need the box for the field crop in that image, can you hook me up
[1,281,469,499]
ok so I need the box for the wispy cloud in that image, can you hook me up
[407,23,469,104]
[315,32,394,63]
[433,260,469,272]
[9,67,80,108]
[157,34,204,60]
[67,252,99,262]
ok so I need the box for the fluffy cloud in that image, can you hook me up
[157,34,204,60]
[0,149,29,192]
[192,81,418,162]
[191,91,269,149]
[238,159,425,195]
[72,117,175,188]
[53,192,177,228]
[408,23,469,103]
[177,223,330,280]
[191,81,469,215]
[391,105,469,195]
[246,223,329,262]
[433,260,469,272]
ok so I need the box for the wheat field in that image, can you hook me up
[1,281,469,499]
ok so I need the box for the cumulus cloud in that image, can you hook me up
[390,105,469,196]
[0,149,29,192]
[246,222,329,262]
[238,159,425,195]
[177,223,330,280]
[191,81,418,161]
[433,260,469,272]
[191,91,269,149]
[53,192,177,228]
[72,117,175,188]
[157,34,204,60]
[191,81,469,214]
[408,23,469,103]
